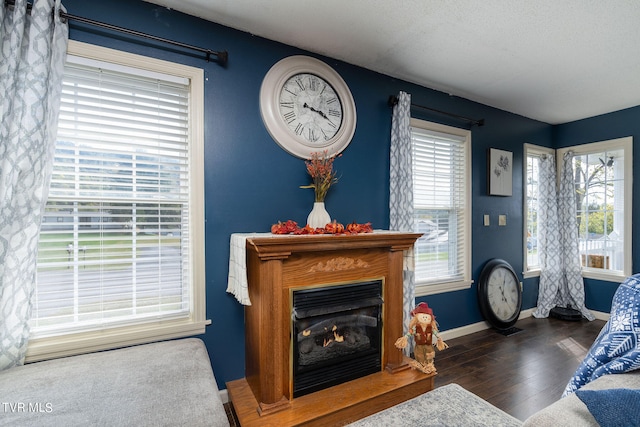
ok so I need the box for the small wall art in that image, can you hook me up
[488,148,512,196]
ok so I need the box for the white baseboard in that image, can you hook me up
[438,308,533,340]
[439,307,609,341]
[219,388,229,404]
[591,310,610,321]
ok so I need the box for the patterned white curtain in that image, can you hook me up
[532,154,560,317]
[558,152,594,320]
[389,91,415,355]
[533,152,594,320]
[0,0,68,370]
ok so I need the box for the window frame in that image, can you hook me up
[557,137,632,283]
[410,118,472,296]
[523,143,554,278]
[25,40,209,363]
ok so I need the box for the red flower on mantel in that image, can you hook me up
[271,220,372,235]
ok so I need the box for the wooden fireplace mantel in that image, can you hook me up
[226,231,433,426]
[246,231,421,259]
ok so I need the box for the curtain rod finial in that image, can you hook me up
[205,50,227,65]
[216,50,228,65]
[388,95,398,108]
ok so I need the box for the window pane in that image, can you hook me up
[525,154,541,269]
[33,60,192,336]
[572,149,624,273]
[411,124,468,287]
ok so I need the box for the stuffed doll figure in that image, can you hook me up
[395,302,448,374]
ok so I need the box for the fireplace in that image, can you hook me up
[226,232,432,426]
[292,279,383,397]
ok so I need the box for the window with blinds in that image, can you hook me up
[410,118,471,294]
[30,42,206,348]
[523,144,553,275]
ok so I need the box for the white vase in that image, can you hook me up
[307,202,331,228]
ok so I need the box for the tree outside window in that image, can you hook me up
[572,149,624,272]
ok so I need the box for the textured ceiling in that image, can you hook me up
[144,0,640,124]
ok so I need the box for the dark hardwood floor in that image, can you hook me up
[434,315,606,421]
[224,315,606,425]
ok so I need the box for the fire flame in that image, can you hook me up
[322,325,344,346]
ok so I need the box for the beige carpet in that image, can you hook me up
[347,383,521,427]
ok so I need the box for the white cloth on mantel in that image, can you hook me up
[226,233,271,305]
[226,230,398,306]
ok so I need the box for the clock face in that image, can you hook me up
[278,73,343,144]
[260,56,356,159]
[487,267,520,322]
[478,259,522,330]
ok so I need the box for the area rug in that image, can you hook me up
[347,383,521,427]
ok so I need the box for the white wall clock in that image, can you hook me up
[260,55,357,159]
[477,258,522,330]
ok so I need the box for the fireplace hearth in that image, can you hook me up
[292,280,383,397]
[226,232,431,427]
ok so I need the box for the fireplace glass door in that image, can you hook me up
[291,279,383,397]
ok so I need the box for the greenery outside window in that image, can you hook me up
[523,144,554,277]
[410,118,472,296]
[27,41,208,362]
[558,137,632,281]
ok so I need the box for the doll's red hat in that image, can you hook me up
[411,302,434,317]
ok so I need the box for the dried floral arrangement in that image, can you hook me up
[300,151,340,202]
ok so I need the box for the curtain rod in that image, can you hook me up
[4,0,228,65]
[388,95,484,127]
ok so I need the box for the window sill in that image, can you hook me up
[523,268,626,283]
[25,317,211,363]
[415,279,473,296]
[523,269,541,279]
[582,269,627,283]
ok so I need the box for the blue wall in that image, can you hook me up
[62,0,559,388]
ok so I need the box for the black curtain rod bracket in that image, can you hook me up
[4,0,228,65]
[388,95,484,127]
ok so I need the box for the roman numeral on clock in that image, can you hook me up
[309,77,318,91]
[283,111,296,124]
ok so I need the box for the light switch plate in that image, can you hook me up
[483,215,490,226]
[499,215,507,226]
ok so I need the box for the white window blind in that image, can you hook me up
[33,59,192,336]
[411,124,469,288]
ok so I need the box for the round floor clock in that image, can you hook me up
[477,258,522,330]
[259,55,356,159]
